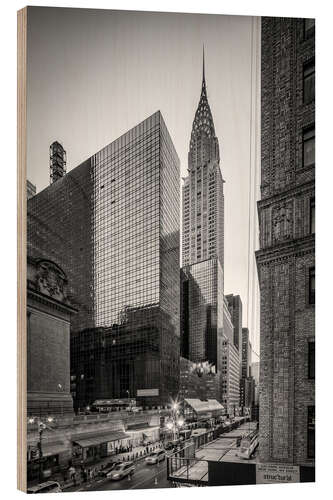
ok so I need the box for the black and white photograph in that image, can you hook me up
[17,4,315,493]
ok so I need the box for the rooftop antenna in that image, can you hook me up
[50,141,67,184]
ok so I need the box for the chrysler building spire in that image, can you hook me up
[202,44,206,86]
[188,47,220,169]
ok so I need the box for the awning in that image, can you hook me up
[42,442,67,457]
[127,423,150,430]
[73,430,130,448]
[28,441,67,457]
[185,399,224,415]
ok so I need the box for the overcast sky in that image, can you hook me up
[26,7,260,355]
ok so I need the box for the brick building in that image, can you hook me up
[256,17,315,466]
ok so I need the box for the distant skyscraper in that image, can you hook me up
[28,111,180,408]
[226,294,243,350]
[180,50,225,400]
[241,327,251,379]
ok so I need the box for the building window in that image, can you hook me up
[308,342,315,379]
[303,59,315,104]
[303,127,315,169]
[310,198,315,234]
[304,18,315,39]
[309,267,315,305]
[307,406,315,459]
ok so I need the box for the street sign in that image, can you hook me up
[256,463,300,484]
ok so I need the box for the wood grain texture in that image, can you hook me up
[17,6,27,493]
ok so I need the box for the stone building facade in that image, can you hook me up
[27,256,76,417]
[256,17,315,466]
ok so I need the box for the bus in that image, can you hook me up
[239,430,259,459]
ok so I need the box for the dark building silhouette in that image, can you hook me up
[226,294,243,350]
[256,17,315,466]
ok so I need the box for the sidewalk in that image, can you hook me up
[29,442,165,491]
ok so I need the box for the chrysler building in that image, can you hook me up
[182,48,225,270]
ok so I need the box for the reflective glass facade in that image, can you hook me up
[92,114,161,326]
[29,111,180,409]
[84,111,180,407]
[181,259,223,372]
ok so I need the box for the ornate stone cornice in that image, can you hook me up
[256,235,315,266]
[257,179,315,210]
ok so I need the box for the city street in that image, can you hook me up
[66,457,171,492]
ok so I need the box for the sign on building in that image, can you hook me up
[137,389,159,397]
[256,463,300,484]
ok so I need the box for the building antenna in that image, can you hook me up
[202,44,206,84]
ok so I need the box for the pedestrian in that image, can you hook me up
[69,466,76,485]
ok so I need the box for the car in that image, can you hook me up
[145,449,166,464]
[109,461,135,480]
[99,462,122,477]
[27,481,62,494]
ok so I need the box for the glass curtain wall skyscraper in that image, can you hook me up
[181,51,226,399]
[88,111,180,407]
[28,111,180,409]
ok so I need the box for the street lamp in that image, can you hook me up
[166,402,184,442]
[177,417,184,428]
[28,416,55,482]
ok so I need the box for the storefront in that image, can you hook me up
[72,430,130,464]
[27,440,70,482]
